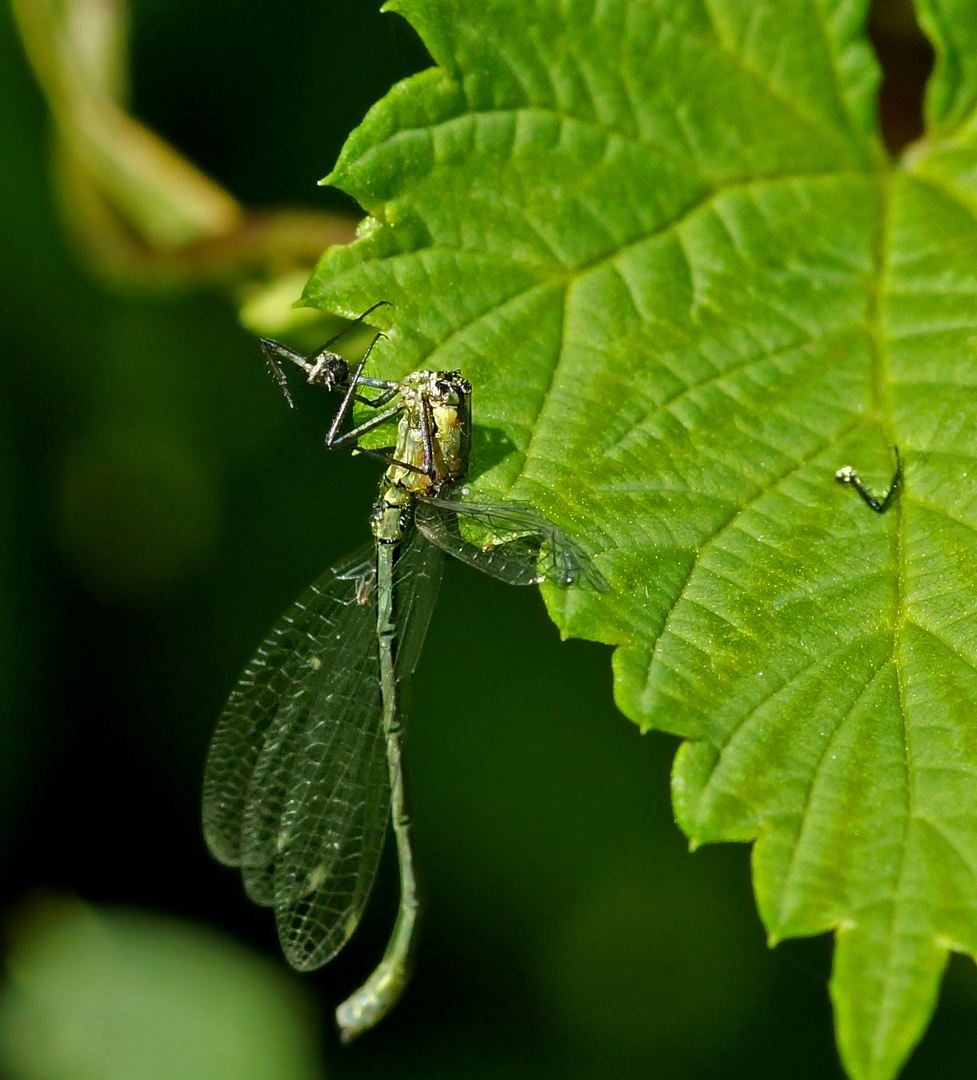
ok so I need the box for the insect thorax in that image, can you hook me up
[385,370,472,495]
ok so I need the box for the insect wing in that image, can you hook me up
[416,498,608,590]
[276,525,445,970]
[202,544,391,971]
[240,578,380,904]
[413,500,544,585]
[392,523,446,683]
[271,645,389,971]
[202,543,375,865]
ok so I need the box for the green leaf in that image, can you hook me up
[301,1,977,1077]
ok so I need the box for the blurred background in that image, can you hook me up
[0,1,974,1078]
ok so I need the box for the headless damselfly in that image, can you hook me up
[202,304,606,1042]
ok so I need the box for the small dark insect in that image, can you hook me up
[836,447,902,514]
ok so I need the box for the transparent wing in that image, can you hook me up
[415,497,609,591]
[275,525,444,970]
[393,526,445,682]
[240,582,382,910]
[202,543,376,866]
[202,543,391,972]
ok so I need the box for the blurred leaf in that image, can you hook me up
[10,0,355,288]
[240,272,341,339]
[300,1,977,1077]
[0,898,323,1080]
[11,0,240,249]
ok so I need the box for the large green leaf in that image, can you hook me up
[301,1,977,1076]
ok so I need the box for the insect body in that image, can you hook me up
[203,308,606,1041]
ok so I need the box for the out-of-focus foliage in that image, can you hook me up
[0,899,322,1080]
[10,0,354,293]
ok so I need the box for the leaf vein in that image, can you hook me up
[776,660,895,928]
[638,423,863,698]
[692,2,858,158]
[902,620,977,678]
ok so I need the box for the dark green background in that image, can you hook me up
[0,1,974,1077]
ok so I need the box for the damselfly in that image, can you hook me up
[203,305,606,1041]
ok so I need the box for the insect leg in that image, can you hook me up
[835,447,902,513]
